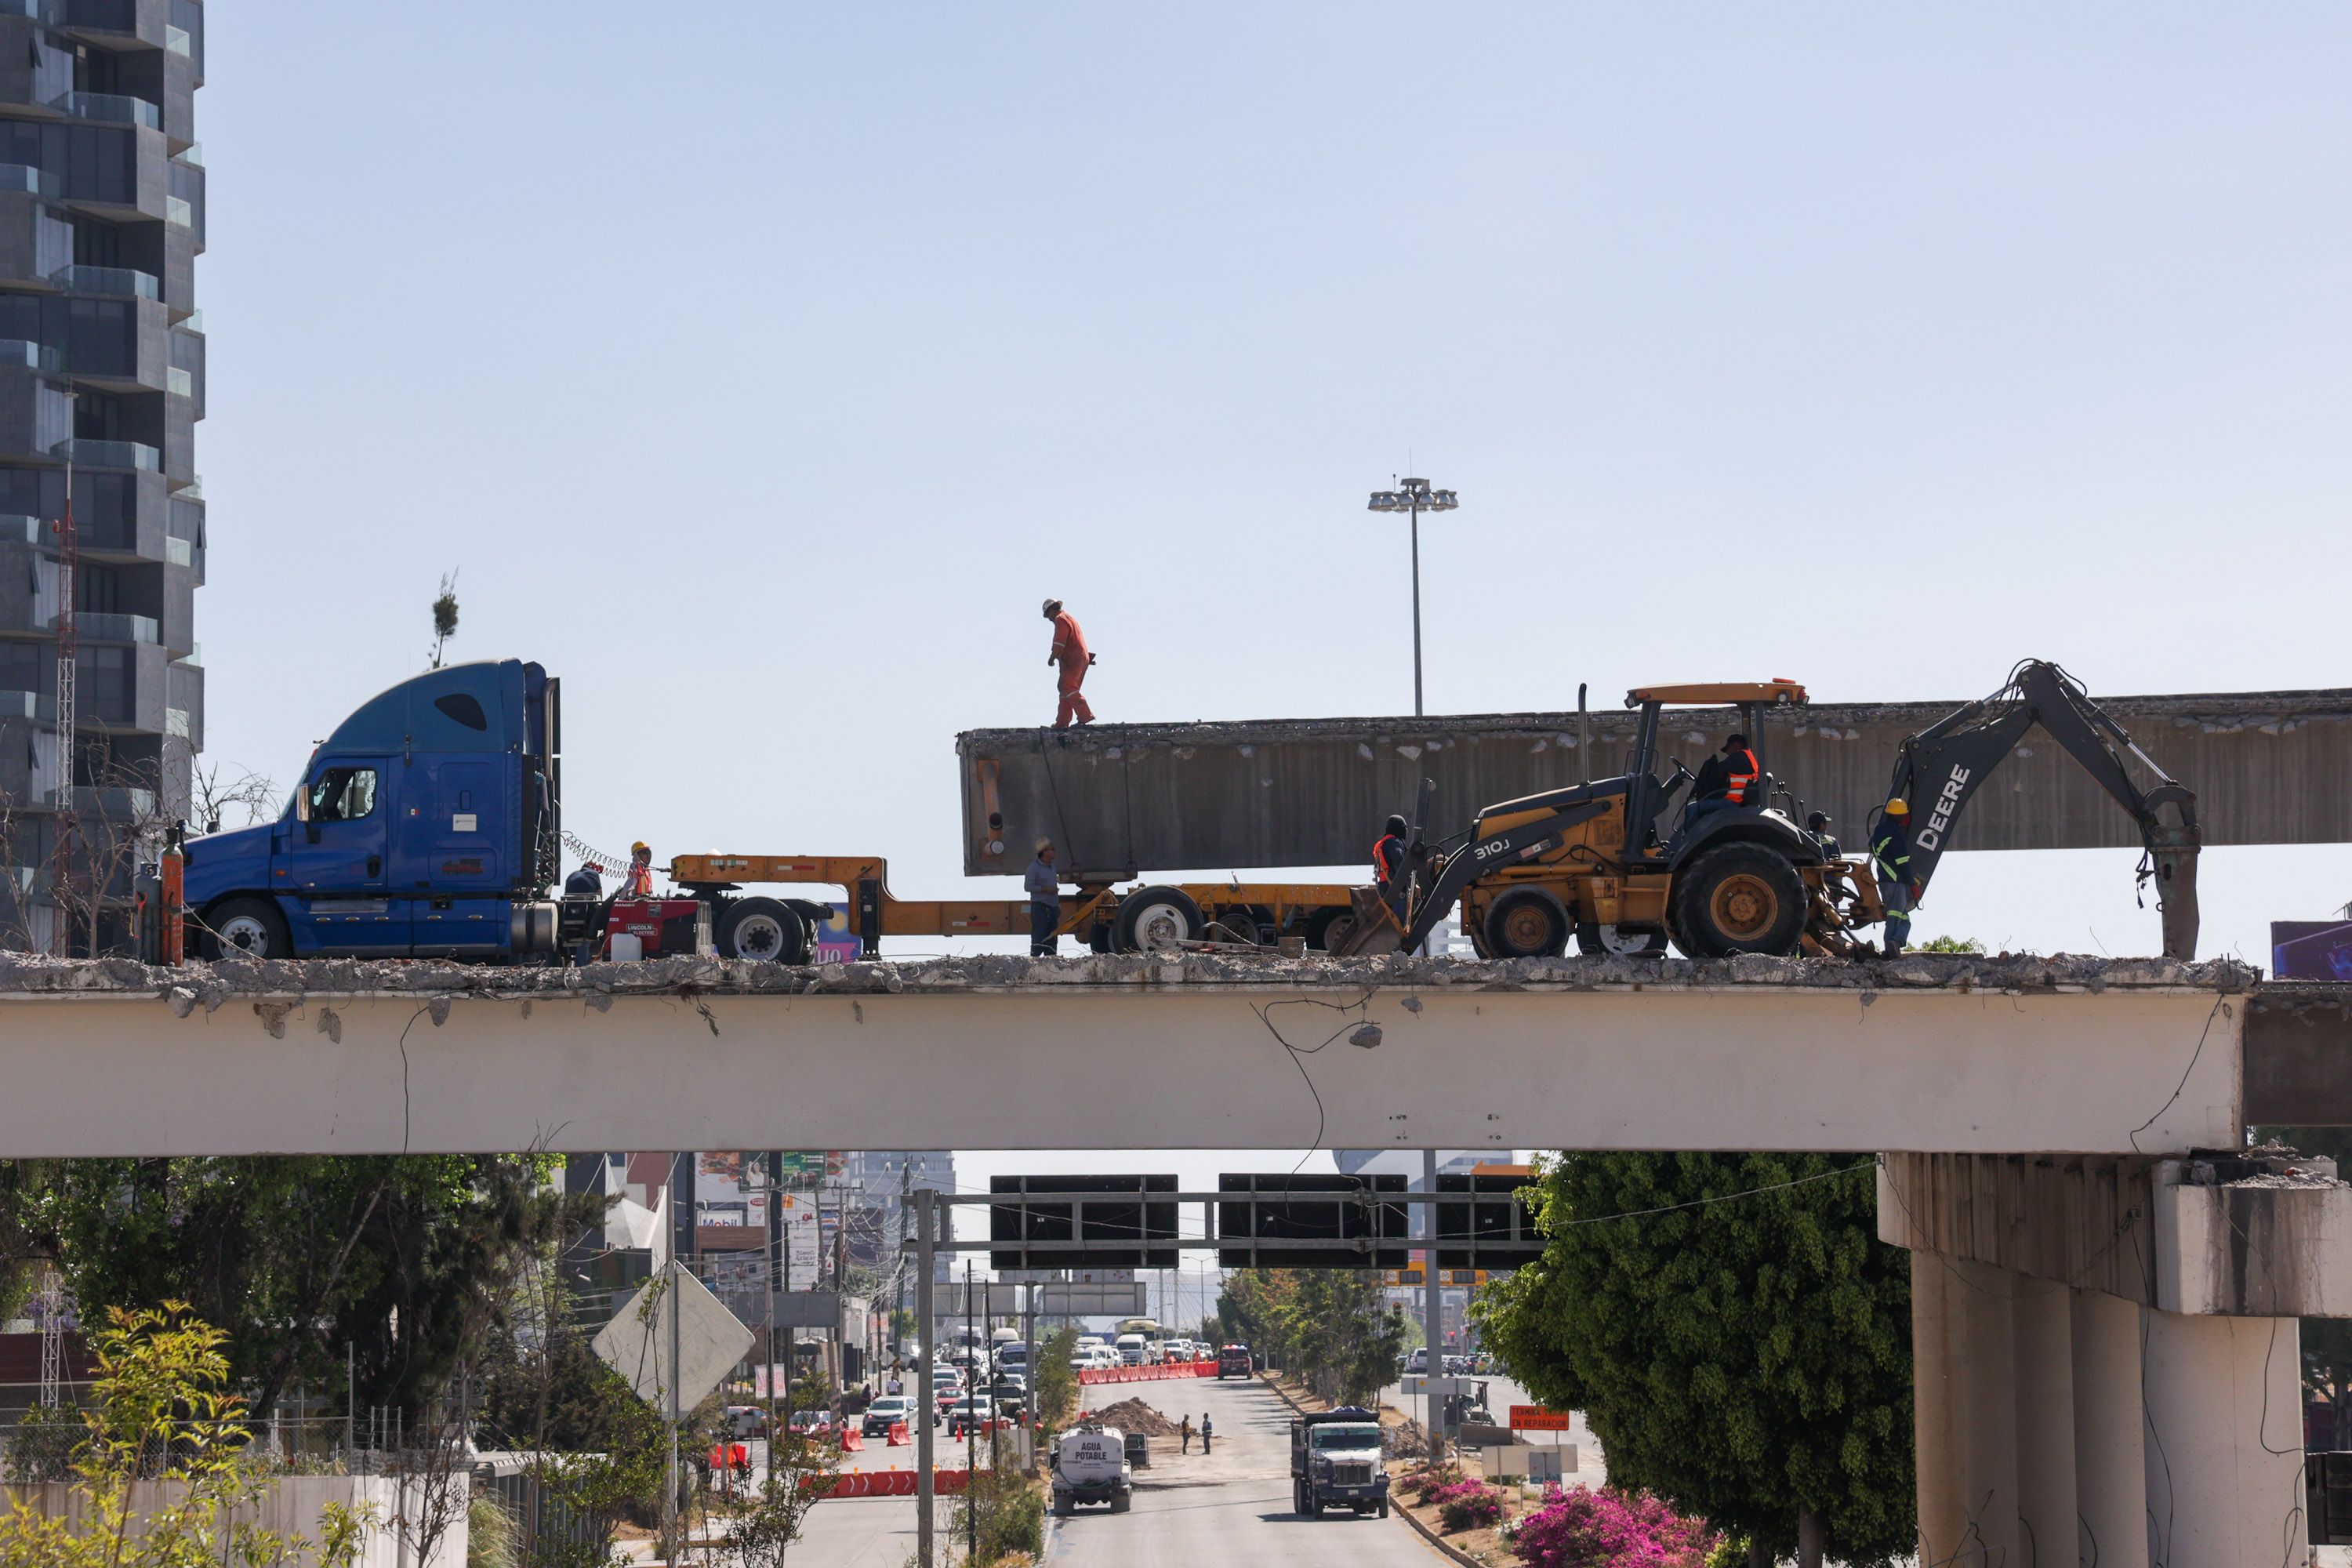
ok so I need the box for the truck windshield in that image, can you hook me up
[1310,1424,1383,1450]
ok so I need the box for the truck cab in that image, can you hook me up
[181,660,563,962]
[1291,1407,1388,1518]
[1051,1426,1132,1515]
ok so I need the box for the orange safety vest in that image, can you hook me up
[1725,748,1759,805]
[621,862,653,898]
[1374,834,1404,884]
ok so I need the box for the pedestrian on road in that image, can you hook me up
[1180,1415,1193,1454]
[1044,597,1096,728]
[1026,838,1062,957]
[1200,1413,1212,1455]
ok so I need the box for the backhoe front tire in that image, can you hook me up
[1671,843,1806,957]
[1575,923,1671,958]
[1483,887,1570,959]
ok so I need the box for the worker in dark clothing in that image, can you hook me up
[1870,798,1918,957]
[1025,838,1062,956]
[563,863,604,965]
[1044,598,1095,728]
[1669,734,1762,851]
[1374,814,1410,920]
[1806,811,1841,857]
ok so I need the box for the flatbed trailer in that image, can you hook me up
[666,853,1363,959]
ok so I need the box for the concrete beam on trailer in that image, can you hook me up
[0,949,2262,1160]
[957,686,2352,877]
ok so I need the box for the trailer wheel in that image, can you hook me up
[1575,923,1670,958]
[204,897,291,960]
[1212,906,1267,945]
[717,898,811,964]
[1671,843,1806,957]
[1116,887,1202,953]
[1483,888,1570,958]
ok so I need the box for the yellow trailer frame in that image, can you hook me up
[667,853,1363,956]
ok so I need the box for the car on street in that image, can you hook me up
[1404,1348,1428,1374]
[946,1396,996,1437]
[1217,1344,1253,1378]
[861,1396,914,1437]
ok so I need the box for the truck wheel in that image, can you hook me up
[1483,888,1570,958]
[1116,887,1202,953]
[1293,1482,1308,1515]
[1671,843,1806,957]
[1575,923,1670,957]
[204,898,291,960]
[1054,1493,1072,1516]
[1109,1493,1131,1514]
[1306,907,1355,953]
[1379,1496,1390,1518]
[1212,905,1266,945]
[716,898,811,964]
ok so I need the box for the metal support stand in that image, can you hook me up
[1424,1148,1443,1458]
[915,1187,935,1567]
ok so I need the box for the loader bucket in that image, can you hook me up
[1330,887,1406,958]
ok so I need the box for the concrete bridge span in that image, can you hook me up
[6,947,2352,1566]
[0,949,2276,1159]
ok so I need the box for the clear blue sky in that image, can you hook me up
[194,5,2351,1188]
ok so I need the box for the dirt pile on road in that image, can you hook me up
[1090,1398,1178,1436]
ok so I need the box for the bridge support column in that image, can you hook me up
[2139,1310,2302,1568]
[1910,1254,2020,1566]
[2070,1287,2149,1568]
[2011,1282,2077,1568]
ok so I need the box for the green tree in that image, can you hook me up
[1214,1268,1403,1406]
[0,1302,373,1568]
[2,1153,601,1421]
[1472,1153,1913,1566]
[1033,1326,1080,1431]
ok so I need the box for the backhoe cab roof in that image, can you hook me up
[1624,680,1807,707]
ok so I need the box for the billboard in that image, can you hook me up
[812,903,862,964]
[2274,920,2352,982]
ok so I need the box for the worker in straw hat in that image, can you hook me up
[1868,800,1918,957]
[1026,837,1064,956]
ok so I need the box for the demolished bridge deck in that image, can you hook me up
[0,950,2318,1160]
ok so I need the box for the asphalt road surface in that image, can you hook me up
[1040,1373,1446,1566]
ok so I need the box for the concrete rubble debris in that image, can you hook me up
[0,948,2266,1001]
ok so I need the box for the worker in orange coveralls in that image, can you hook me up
[1044,597,1096,728]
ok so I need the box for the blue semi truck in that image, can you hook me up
[181,659,571,960]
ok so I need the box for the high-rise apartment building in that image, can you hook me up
[0,1,205,954]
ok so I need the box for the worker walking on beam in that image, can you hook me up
[1026,837,1063,956]
[1870,800,1917,958]
[1044,597,1095,728]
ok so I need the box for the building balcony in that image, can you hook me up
[48,93,159,131]
[54,610,159,644]
[0,165,60,199]
[0,689,54,721]
[49,438,159,473]
[49,265,159,301]
[44,784,155,817]
[0,340,64,374]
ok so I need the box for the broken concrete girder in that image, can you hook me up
[957,687,2352,876]
[2154,1152,2352,1316]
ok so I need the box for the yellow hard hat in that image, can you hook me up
[1884,799,1908,814]
[631,840,650,853]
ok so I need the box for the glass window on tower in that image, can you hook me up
[0,641,41,696]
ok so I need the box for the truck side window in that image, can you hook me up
[309,766,379,823]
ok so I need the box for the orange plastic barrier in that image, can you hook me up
[840,1429,866,1451]
[708,1442,749,1472]
[887,1422,910,1446]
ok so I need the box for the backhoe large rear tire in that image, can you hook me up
[1483,887,1570,959]
[1671,843,1806,957]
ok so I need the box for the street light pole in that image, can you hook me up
[1367,478,1459,718]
